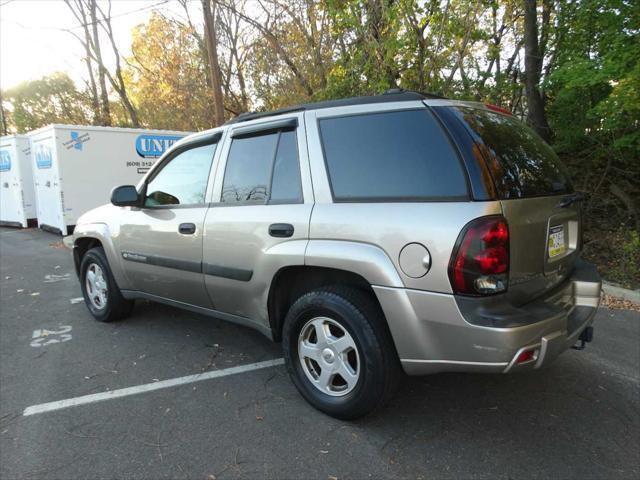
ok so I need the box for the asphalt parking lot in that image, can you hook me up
[1,227,639,480]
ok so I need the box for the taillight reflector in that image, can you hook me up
[516,350,536,364]
[448,216,510,296]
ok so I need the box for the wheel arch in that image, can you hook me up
[267,265,392,343]
[73,223,130,289]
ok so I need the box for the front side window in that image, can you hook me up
[221,129,302,204]
[319,109,468,202]
[144,143,217,207]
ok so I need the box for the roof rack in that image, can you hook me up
[224,88,446,125]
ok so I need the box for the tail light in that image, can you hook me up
[485,104,513,116]
[448,216,509,296]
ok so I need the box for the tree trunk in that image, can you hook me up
[95,0,140,127]
[523,0,551,142]
[202,0,226,126]
[81,26,100,124]
[89,0,111,126]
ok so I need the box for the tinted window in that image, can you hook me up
[270,131,302,203]
[222,130,302,204]
[145,143,216,206]
[446,106,572,198]
[319,109,467,201]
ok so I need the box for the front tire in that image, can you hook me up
[80,247,133,322]
[282,286,400,419]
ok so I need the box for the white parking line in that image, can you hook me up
[23,358,284,417]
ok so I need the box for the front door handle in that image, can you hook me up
[269,223,294,238]
[179,222,196,235]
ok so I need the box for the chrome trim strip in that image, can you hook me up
[401,359,508,366]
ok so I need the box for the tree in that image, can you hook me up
[202,0,226,125]
[0,91,8,135]
[523,0,552,141]
[123,13,212,131]
[64,0,139,126]
[2,73,92,133]
[63,0,101,124]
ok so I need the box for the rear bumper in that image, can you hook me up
[373,260,601,375]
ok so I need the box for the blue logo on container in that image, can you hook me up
[136,135,183,158]
[70,131,83,150]
[0,150,11,172]
[35,144,53,169]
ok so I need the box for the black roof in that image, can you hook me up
[224,89,445,125]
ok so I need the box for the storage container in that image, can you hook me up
[0,134,37,228]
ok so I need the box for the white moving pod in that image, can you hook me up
[0,134,37,228]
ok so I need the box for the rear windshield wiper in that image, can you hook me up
[557,192,584,208]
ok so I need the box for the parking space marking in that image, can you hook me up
[22,358,284,417]
[30,326,73,347]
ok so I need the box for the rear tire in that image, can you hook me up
[80,247,133,322]
[282,286,400,419]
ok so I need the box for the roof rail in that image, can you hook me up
[224,89,448,125]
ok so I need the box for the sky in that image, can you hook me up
[0,0,189,91]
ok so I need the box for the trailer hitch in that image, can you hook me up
[571,326,594,351]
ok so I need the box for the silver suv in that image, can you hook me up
[69,90,601,419]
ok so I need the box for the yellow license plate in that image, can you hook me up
[548,225,566,258]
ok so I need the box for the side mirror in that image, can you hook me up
[111,185,140,207]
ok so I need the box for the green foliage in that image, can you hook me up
[586,228,640,289]
[2,73,91,133]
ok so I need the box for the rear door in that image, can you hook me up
[202,113,313,324]
[434,104,580,305]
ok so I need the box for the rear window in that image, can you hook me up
[445,106,572,198]
[318,109,468,202]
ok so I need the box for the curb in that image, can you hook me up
[602,282,640,304]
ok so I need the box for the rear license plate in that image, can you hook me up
[548,225,566,258]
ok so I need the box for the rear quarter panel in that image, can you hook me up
[308,202,502,292]
[304,104,502,292]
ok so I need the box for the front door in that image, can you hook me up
[118,138,219,308]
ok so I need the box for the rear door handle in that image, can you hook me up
[556,192,584,208]
[179,223,196,235]
[269,223,294,238]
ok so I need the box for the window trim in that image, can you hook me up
[141,133,221,209]
[317,108,471,203]
[219,124,303,207]
[230,117,298,139]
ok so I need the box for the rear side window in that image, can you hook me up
[444,106,572,198]
[221,129,302,204]
[318,109,467,202]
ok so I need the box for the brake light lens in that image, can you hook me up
[485,103,513,116]
[449,216,509,295]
